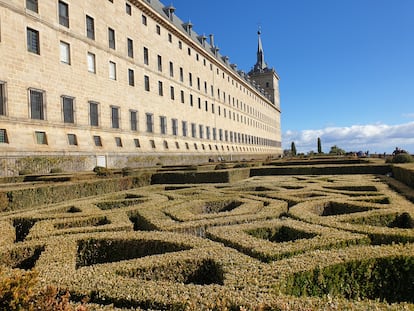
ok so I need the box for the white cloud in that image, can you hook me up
[283,122,414,154]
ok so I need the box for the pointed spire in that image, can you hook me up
[255,28,268,72]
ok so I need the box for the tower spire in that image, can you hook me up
[251,28,268,74]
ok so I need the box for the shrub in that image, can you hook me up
[0,268,86,310]
[50,168,64,174]
[391,153,413,163]
[121,167,133,176]
[233,163,251,168]
[93,166,112,177]
[214,163,228,170]
[19,169,32,176]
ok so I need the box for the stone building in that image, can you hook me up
[0,0,281,175]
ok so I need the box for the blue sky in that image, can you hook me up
[167,0,414,154]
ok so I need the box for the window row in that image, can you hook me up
[0,127,279,153]
[0,81,275,134]
[25,21,272,122]
[25,0,273,111]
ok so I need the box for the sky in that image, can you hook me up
[165,0,414,154]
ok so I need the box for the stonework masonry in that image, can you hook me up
[0,0,281,176]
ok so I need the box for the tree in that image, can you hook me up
[329,145,345,155]
[317,137,322,154]
[291,142,297,156]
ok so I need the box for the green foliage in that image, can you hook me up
[317,137,322,154]
[215,163,228,170]
[388,153,414,163]
[50,168,64,174]
[329,145,345,155]
[389,212,414,229]
[291,142,297,156]
[76,238,191,268]
[247,226,317,243]
[93,166,112,177]
[233,163,251,168]
[283,256,414,303]
[18,169,33,176]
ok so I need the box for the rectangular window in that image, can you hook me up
[143,47,149,65]
[146,113,153,133]
[197,77,200,90]
[179,67,184,82]
[111,106,120,128]
[199,125,204,139]
[158,81,163,96]
[35,131,47,144]
[26,0,38,13]
[190,94,193,107]
[189,73,192,87]
[170,86,174,100]
[60,41,70,64]
[109,61,116,80]
[29,89,45,120]
[126,3,132,15]
[144,75,150,91]
[127,38,134,58]
[172,118,178,136]
[93,135,102,146]
[191,123,196,138]
[87,52,96,73]
[130,110,137,131]
[134,138,140,148]
[27,27,40,54]
[115,137,122,147]
[62,96,74,123]
[0,129,9,144]
[128,69,135,86]
[157,55,162,72]
[180,90,184,103]
[178,40,182,49]
[67,133,77,145]
[168,33,172,43]
[219,129,223,141]
[182,121,187,137]
[156,25,161,35]
[142,15,147,25]
[86,15,95,40]
[89,101,99,126]
[108,27,115,49]
[0,82,6,116]
[58,1,69,27]
[169,61,174,77]
[206,126,211,140]
[150,139,156,149]
[160,116,167,134]
[213,128,217,140]
[163,140,169,149]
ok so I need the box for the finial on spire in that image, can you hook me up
[249,27,268,74]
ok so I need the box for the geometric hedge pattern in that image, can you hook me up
[1,174,414,310]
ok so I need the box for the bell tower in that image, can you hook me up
[248,30,280,109]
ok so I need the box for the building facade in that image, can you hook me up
[0,0,281,174]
